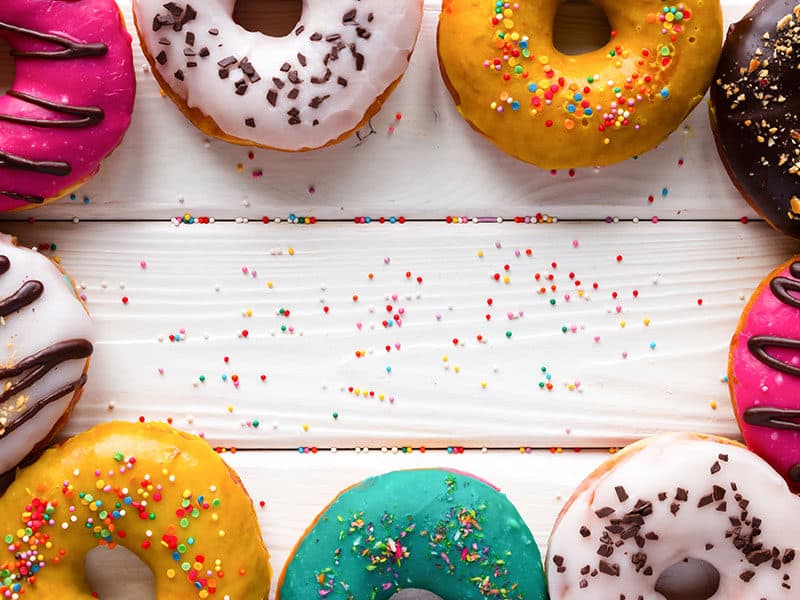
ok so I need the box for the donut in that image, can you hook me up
[132,1,424,151]
[0,0,135,210]
[0,420,271,598]
[729,256,800,489]
[547,432,800,599]
[277,469,547,599]
[0,234,93,482]
[709,0,800,238]
[437,0,724,168]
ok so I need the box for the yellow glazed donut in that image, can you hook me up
[437,0,724,168]
[0,421,270,599]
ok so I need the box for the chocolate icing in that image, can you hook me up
[2,91,104,129]
[745,260,800,375]
[0,254,93,437]
[0,20,107,59]
[770,261,800,308]
[0,17,110,204]
[743,406,800,431]
[710,0,800,238]
[747,335,800,376]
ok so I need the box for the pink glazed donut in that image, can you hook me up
[0,0,135,209]
[730,257,800,488]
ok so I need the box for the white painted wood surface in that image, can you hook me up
[0,0,761,222]
[3,220,796,450]
[0,0,795,598]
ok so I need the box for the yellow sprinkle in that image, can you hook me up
[442,356,448,363]
[236,164,243,172]
[577,290,584,297]
[199,591,209,599]
[619,320,626,328]
[267,281,273,289]
[95,480,105,489]
[303,424,309,431]
[604,138,610,145]
[477,250,484,258]
[519,447,525,454]
[481,382,487,389]
[710,401,718,410]
[218,530,225,537]
[454,366,460,373]
[288,247,295,255]
[53,257,61,264]
[167,569,176,579]
[227,405,234,413]
[378,394,385,400]
[556,447,563,454]
[245,309,253,317]
[503,276,510,284]
[538,55,549,64]
[643,318,651,326]
[609,447,619,454]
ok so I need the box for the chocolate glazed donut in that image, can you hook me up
[709,0,800,238]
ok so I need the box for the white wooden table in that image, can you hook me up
[6,1,797,597]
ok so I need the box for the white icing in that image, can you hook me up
[547,434,800,599]
[0,235,94,475]
[133,0,423,150]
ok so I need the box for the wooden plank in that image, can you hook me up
[85,448,608,599]
[4,0,761,222]
[3,221,794,449]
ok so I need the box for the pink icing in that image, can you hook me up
[0,0,135,210]
[731,258,800,488]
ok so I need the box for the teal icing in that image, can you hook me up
[278,469,547,600]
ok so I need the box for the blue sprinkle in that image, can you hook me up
[528,83,538,93]
[389,216,397,223]
[661,187,669,197]
[650,342,657,349]
[567,104,576,113]
[221,374,228,381]
[365,216,371,223]
[660,88,670,98]
[584,108,593,116]
[511,101,520,111]
[573,93,583,101]
[386,366,392,373]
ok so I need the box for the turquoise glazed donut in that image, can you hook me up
[277,469,546,599]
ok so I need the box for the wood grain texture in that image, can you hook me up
[0,0,760,222]
[3,221,795,450]
[85,449,608,599]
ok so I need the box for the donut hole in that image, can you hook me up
[553,0,612,55]
[234,0,303,38]
[0,36,15,95]
[85,546,155,599]
[654,557,720,600]
[389,591,445,600]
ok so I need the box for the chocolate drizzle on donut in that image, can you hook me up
[743,406,800,431]
[0,255,93,438]
[746,261,800,375]
[710,1,800,238]
[0,91,104,129]
[0,21,107,59]
[0,18,110,204]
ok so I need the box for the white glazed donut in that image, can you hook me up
[132,0,424,150]
[0,235,93,477]
[547,433,800,599]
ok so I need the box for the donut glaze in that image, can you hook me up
[729,257,800,488]
[437,0,724,169]
[547,433,800,599]
[710,1,800,238]
[132,0,423,151]
[277,469,547,599]
[0,234,93,479]
[0,0,135,210]
[0,421,271,599]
